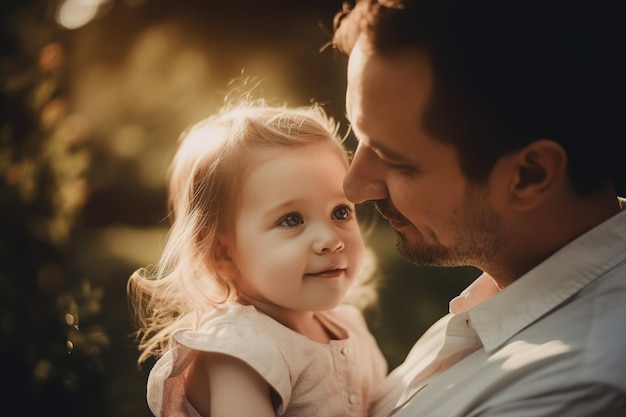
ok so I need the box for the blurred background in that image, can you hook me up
[1,1,479,415]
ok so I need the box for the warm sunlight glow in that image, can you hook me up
[56,0,108,30]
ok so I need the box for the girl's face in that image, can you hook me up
[225,141,364,323]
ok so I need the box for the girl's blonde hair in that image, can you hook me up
[127,101,356,364]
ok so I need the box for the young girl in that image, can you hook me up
[127,101,387,416]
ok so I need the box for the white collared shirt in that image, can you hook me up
[373,200,626,417]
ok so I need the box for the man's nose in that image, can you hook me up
[344,144,389,204]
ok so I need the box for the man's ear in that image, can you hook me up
[509,139,567,210]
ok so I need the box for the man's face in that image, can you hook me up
[344,37,504,268]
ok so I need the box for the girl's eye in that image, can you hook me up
[279,213,304,227]
[332,205,351,220]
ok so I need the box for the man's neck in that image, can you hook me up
[486,188,621,289]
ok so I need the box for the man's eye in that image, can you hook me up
[332,206,351,220]
[383,159,413,172]
[372,149,417,174]
[279,213,304,227]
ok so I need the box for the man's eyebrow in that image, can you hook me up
[346,113,416,165]
[368,138,416,165]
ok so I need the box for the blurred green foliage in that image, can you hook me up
[1,1,109,415]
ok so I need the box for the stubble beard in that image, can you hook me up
[395,196,504,268]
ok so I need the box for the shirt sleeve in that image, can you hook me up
[475,384,626,417]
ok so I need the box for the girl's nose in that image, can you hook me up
[313,227,345,254]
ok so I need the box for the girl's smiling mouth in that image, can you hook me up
[306,268,346,279]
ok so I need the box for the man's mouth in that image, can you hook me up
[375,201,410,229]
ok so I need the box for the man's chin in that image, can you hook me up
[395,234,450,267]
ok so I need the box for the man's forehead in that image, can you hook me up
[346,42,433,120]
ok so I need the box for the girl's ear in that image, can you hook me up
[211,237,239,280]
[508,139,567,210]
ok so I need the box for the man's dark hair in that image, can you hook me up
[334,0,623,195]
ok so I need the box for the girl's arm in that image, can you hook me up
[185,351,276,417]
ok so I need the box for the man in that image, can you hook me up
[333,1,626,416]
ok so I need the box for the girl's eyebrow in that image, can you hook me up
[263,193,352,220]
[262,199,307,224]
[263,200,300,218]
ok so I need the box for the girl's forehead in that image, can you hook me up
[245,141,342,168]
[239,142,347,191]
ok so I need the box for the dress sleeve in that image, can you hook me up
[173,319,293,411]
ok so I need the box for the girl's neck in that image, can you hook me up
[235,297,336,344]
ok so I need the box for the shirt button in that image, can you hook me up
[348,394,358,405]
[342,346,351,356]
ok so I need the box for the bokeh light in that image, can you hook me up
[56,0,111,30]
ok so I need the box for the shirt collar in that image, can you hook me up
[466,201,626,353]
